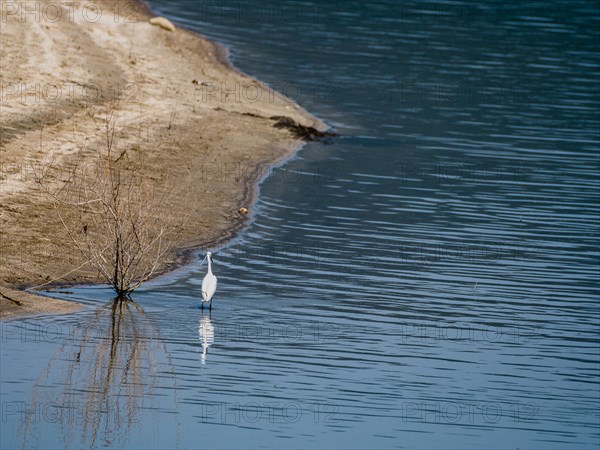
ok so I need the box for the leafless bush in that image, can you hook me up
[35,103,188,298]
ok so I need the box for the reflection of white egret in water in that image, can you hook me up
[198,312,215,365]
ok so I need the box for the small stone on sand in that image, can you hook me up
[239,208,249,215]
[149,17,176,32]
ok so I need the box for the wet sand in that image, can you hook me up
[0,0,325,319]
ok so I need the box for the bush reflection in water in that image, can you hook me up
[20,299,178,449]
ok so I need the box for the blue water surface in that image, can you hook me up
[1,1,599,449]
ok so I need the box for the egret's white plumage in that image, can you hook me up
[201,252,217,309]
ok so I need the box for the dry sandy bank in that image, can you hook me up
[0,0,326,319]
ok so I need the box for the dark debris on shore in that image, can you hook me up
[270,116,337,143]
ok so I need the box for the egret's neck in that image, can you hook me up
[207,258,213,274]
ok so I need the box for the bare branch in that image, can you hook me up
[34,103,190,298]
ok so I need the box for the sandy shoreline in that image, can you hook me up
[0,0,326,319]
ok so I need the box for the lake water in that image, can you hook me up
[1,1,599,449]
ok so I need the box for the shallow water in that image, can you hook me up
[2,1,599,449]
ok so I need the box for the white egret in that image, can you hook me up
[201,252,217,310]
